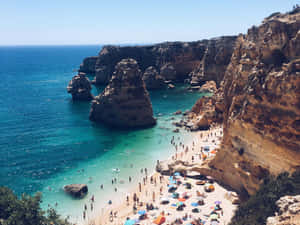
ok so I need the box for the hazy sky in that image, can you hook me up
[0,0,298,45]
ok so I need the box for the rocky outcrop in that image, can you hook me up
[189,36,236,87]
[89,58,156,128]
[142,66,166,90]
[205,8,300,195]
[79,56,98,74]
[199,80,217,93]
[64,184,88,198]
[79,37,237,86]
[67,72,93,100]
[267,195,300,225]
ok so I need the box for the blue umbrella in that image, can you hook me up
[191,202,198,207]
[174,172,180,176]
[124,219,136,225]
[138,210,146,215]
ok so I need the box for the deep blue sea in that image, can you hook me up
[0,45,204,222]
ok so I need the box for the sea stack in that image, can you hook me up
[89,58,156,128]
[67,72,93,100]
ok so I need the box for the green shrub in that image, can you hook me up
[229,170,300,225]
[0,186,70,225]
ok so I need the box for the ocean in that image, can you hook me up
[0,45,205,222]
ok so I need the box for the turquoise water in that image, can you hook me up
[0,46,204,222]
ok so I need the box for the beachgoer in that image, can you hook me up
[129,176,132,182]
[114,187,117,192]
[91,203,93,211]
[91,195,94,202]
[83,211,86,220]
[145,168,147,175]
[84,204,87,211]
[139,182,141,192]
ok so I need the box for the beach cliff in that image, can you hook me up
[79,36,236,87]
[190,8,300,196]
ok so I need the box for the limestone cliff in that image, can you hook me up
[79,37,236,86]
[205,8,300,195]
[189,36,236,87]
[89,58,156,128]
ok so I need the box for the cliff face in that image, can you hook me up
[189,36,236,87]
[79,56,98,74]
[79,37,236,86]
[89,58,156,128]
[207,9,300,195]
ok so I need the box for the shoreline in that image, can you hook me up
[84,125,237,225]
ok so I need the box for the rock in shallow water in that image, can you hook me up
[64,184,88,198]
[89,58,156,128]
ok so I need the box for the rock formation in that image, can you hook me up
[64,184,88,198]
[199,80,217,93]
[79,37,237,86]
[79,56,98,74]
[142,66,166,90]
[89,58,156,128]
[267,195,300,225]
[195,8,300,196]
[189,36,236,87]
[67,72,93,100]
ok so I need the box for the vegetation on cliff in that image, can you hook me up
[230,170,300,225]
[0,187,70,225]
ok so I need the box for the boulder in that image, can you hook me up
[142,66,166,90]
[67,73,93,101]
[64,184,88,198]
[89,58,156,128]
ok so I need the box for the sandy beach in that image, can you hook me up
[83,126,237,225]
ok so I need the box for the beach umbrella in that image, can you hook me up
[138,210,146,215]
[168,186,177,193]
[204,146,210,151]
[191,202,198,207]
[174,172,180,176]
[172,192,179,199]
[153,215,166,225]
[178,198,186,202]
[214,201,222,205]
[171,203,177,207]
[124,219,136,225]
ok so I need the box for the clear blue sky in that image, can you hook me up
[0,0,298,45]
